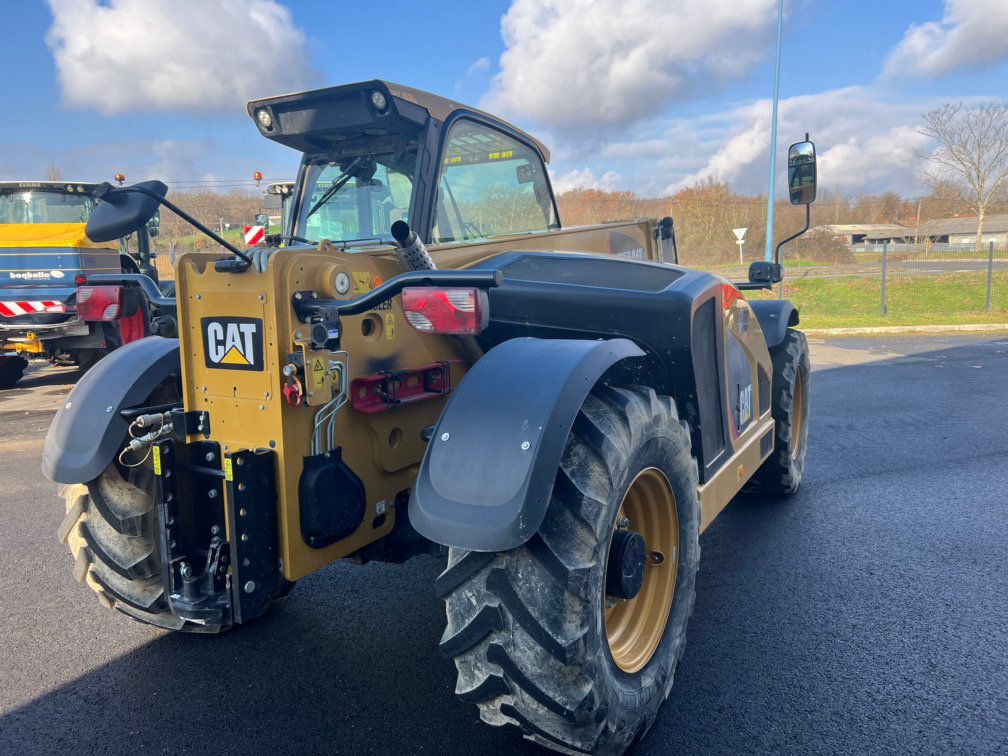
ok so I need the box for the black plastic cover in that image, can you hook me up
[299,448,366,548]
[42,337,180,483]
[410,337,643,552]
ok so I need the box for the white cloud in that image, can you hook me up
[662,88,940,195]
[455,56,491,93]
[541,87,974,197]
[883,0,1008,79]
[551,167,622,193]
[482,0,779,131]
[465,57,491,78]
[45,0,315,115]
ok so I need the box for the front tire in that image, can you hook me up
[754,328,810,494]
[438,385,700,754]
[58,461,223,632]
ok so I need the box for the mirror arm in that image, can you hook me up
[774,202,810,266]
[114,185,252,265]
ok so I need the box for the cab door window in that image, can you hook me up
[433,120,556,243]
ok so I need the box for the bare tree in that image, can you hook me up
[920,102,1008,250]
[45,163,62,181]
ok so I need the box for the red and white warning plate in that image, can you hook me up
[244,225,266,246]
[0,300,65,318]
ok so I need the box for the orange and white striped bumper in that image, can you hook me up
[0,300,66,317]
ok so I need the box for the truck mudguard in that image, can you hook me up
[42,337,181,484]
[749,299,799,349]
[410,336,644,552]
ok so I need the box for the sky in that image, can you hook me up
[2,0,1007,199]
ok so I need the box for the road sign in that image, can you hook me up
[733,228,747,264]
[244,225,265,246]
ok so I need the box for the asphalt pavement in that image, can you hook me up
[0,335,1005,754]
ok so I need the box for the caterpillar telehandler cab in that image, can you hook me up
[43,81,814,754]
[0,179,163,388]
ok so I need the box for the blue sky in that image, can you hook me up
[3,0,1007,197]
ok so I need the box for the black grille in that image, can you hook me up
[760,429,773,457]
[758,365,771,415]
[691,298,724,464]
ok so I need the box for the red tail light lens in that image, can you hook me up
[401,287,488,335]
[76,285,123,321]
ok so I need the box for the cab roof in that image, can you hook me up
[247,79,550,163]
[0,181,100,193]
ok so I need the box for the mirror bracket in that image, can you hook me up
[94,183,252,266]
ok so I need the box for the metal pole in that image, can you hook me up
[986,240,994,312]
[881,242,888,315]
[764,0,785,262]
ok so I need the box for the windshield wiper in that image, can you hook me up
[306,157,364,219]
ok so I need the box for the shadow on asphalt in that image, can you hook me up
[0,364,78,402]
[0,554,539,754]
[1,341,1005,753]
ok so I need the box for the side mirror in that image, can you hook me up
[787,140,816,205]
[86,181,168,242]
[255,213,269,228]
[749,260,783,285]
[146,209,160,238]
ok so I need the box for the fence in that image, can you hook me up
[680,241,1008,329]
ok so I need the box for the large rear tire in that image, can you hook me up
[438,385,700,754]
[753,328,810,494]
[0,355,28,389]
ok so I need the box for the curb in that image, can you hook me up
[804,323,1008,336]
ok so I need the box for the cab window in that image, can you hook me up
[433,120,556,243]
[296,150,416,245]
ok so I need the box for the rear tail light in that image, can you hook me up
[76,285,123,321]
[401,287,488,335]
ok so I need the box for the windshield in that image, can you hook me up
[0,188,94,224]
[295,147,416,245]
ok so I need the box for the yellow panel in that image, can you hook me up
[0,223,117,249]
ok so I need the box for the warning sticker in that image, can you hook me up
[352,272,371,292]
[152,445,162,475]
[223,458,233,482]
[385,312,395,340]
[312,357,326,389]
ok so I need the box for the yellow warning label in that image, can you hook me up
[312,357,325,389]
[224,458,233,482]
[352,271,372,292]
[385,312,395,340]
[152,445,162,475]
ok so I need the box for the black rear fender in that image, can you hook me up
[749,300,799,349]
[409,337,644,551]
[43,336,180,483]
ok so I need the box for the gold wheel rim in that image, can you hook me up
[604,467,679,674]
[791,368,805,460]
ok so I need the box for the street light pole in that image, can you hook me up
[764,0,784,262]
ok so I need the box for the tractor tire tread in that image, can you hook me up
[440,385,700,754]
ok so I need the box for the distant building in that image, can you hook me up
[918,214,1008,245]
[815,223,912,244]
